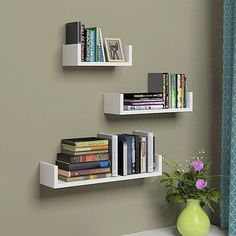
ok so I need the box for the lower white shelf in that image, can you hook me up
[104,92,193,115]
[40,155,162,189]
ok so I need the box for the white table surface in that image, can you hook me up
[122,225,228,236]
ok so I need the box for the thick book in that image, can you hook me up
[118,139,128,176]
[66,21,82,44]
[133,130,154,173]
[124,101,164,106]
[97,133,118,177]
[58,167,111,178]
[57,153,109,164]
[58,173,112,182]
[61,149,108,156]
[56,160,111,171]
[61,137,108,147]
[61,144,108,152]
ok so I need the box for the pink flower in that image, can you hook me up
[192,160,204,171]
[195,179,207,190]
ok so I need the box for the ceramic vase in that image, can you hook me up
[177,199,210,236]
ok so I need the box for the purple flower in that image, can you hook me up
[192,160,204,171]
[195,179,207,190]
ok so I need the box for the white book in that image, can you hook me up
[133,130,154,173]
[97,133,118,177]
[123,142,128,176]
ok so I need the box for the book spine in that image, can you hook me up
[177,74,181,108]
[135,136,140,174]
[171,74,177,108]
[86,29,91,62]
[58,167,111,178]
[165,73,169,109]
[61,139,108,147]
[124,105,164,110]
[90,30,96,62]
[124,101,165,106]
[168,73,172,108]
[81,24,85,61]
[162,73,166,108]
[147,133,154,172]
[184,76,186,108]
[61,149,108,156]
[56,160,111,171]
[140,136,147,173]
[58,173,112,182]
[124,93,163,99]
[61,144,109,152]
[98,28,105,62]
[181,74,185,108]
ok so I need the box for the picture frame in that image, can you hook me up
[104,38,125,62]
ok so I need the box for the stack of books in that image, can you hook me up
[66,21,105,62]
[123,93,164,111]
[56,137,112,182]
[148,73,187,109]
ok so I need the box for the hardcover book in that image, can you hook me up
[124,92,163,99]
[58,173,112,182]
[66,21,82,44]
[57,153,110,163]
[58,167,111,178]
[61,137,108,147]
[118,139,127,176]
[61,144,108,152]
[61,149,109,156]
[56,160,111,171]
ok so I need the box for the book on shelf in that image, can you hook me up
[61,149,108,156]
[97,133,118,177]
[124,92,163,99]
[124,100,164,106]
[66,21,82,44]
[58,167,111,178]
[57,153,110,164]
[58,173,112,182]
[124,104,164,111]
[97,28,105,62]
[56,160,111,171]
[118,138,128,176]
[61,144,108,152]
[61,137,108,147]
[133,130,154,173]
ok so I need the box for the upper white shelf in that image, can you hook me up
[62,44,132,67]
[40,155,162,189]
[104,92,193,115]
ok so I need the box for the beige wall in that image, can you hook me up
[0,0,223,235]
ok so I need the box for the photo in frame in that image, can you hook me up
[104,38,125,62]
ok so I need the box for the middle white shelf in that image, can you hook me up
[104,92,193,115]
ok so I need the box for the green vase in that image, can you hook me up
[177,199,210,236]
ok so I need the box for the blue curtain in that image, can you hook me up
[221,0,236,234]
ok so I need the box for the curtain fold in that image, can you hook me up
[221,0,236,234]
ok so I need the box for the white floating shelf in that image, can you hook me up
[104,92,193,115]
[40,155,162,189]
[62,44,132,67]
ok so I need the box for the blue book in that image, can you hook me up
[90,30,96,62]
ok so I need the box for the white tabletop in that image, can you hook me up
[122,225,228,236]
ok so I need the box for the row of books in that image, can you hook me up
[56,130,157,182]
[142,72,187,110]
[66,21,105,62]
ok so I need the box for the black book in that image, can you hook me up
[124,92,163,100]
[61,137,108,146]
[66,21,82,44]
[56,160,111,171]
[118,139,127,176]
